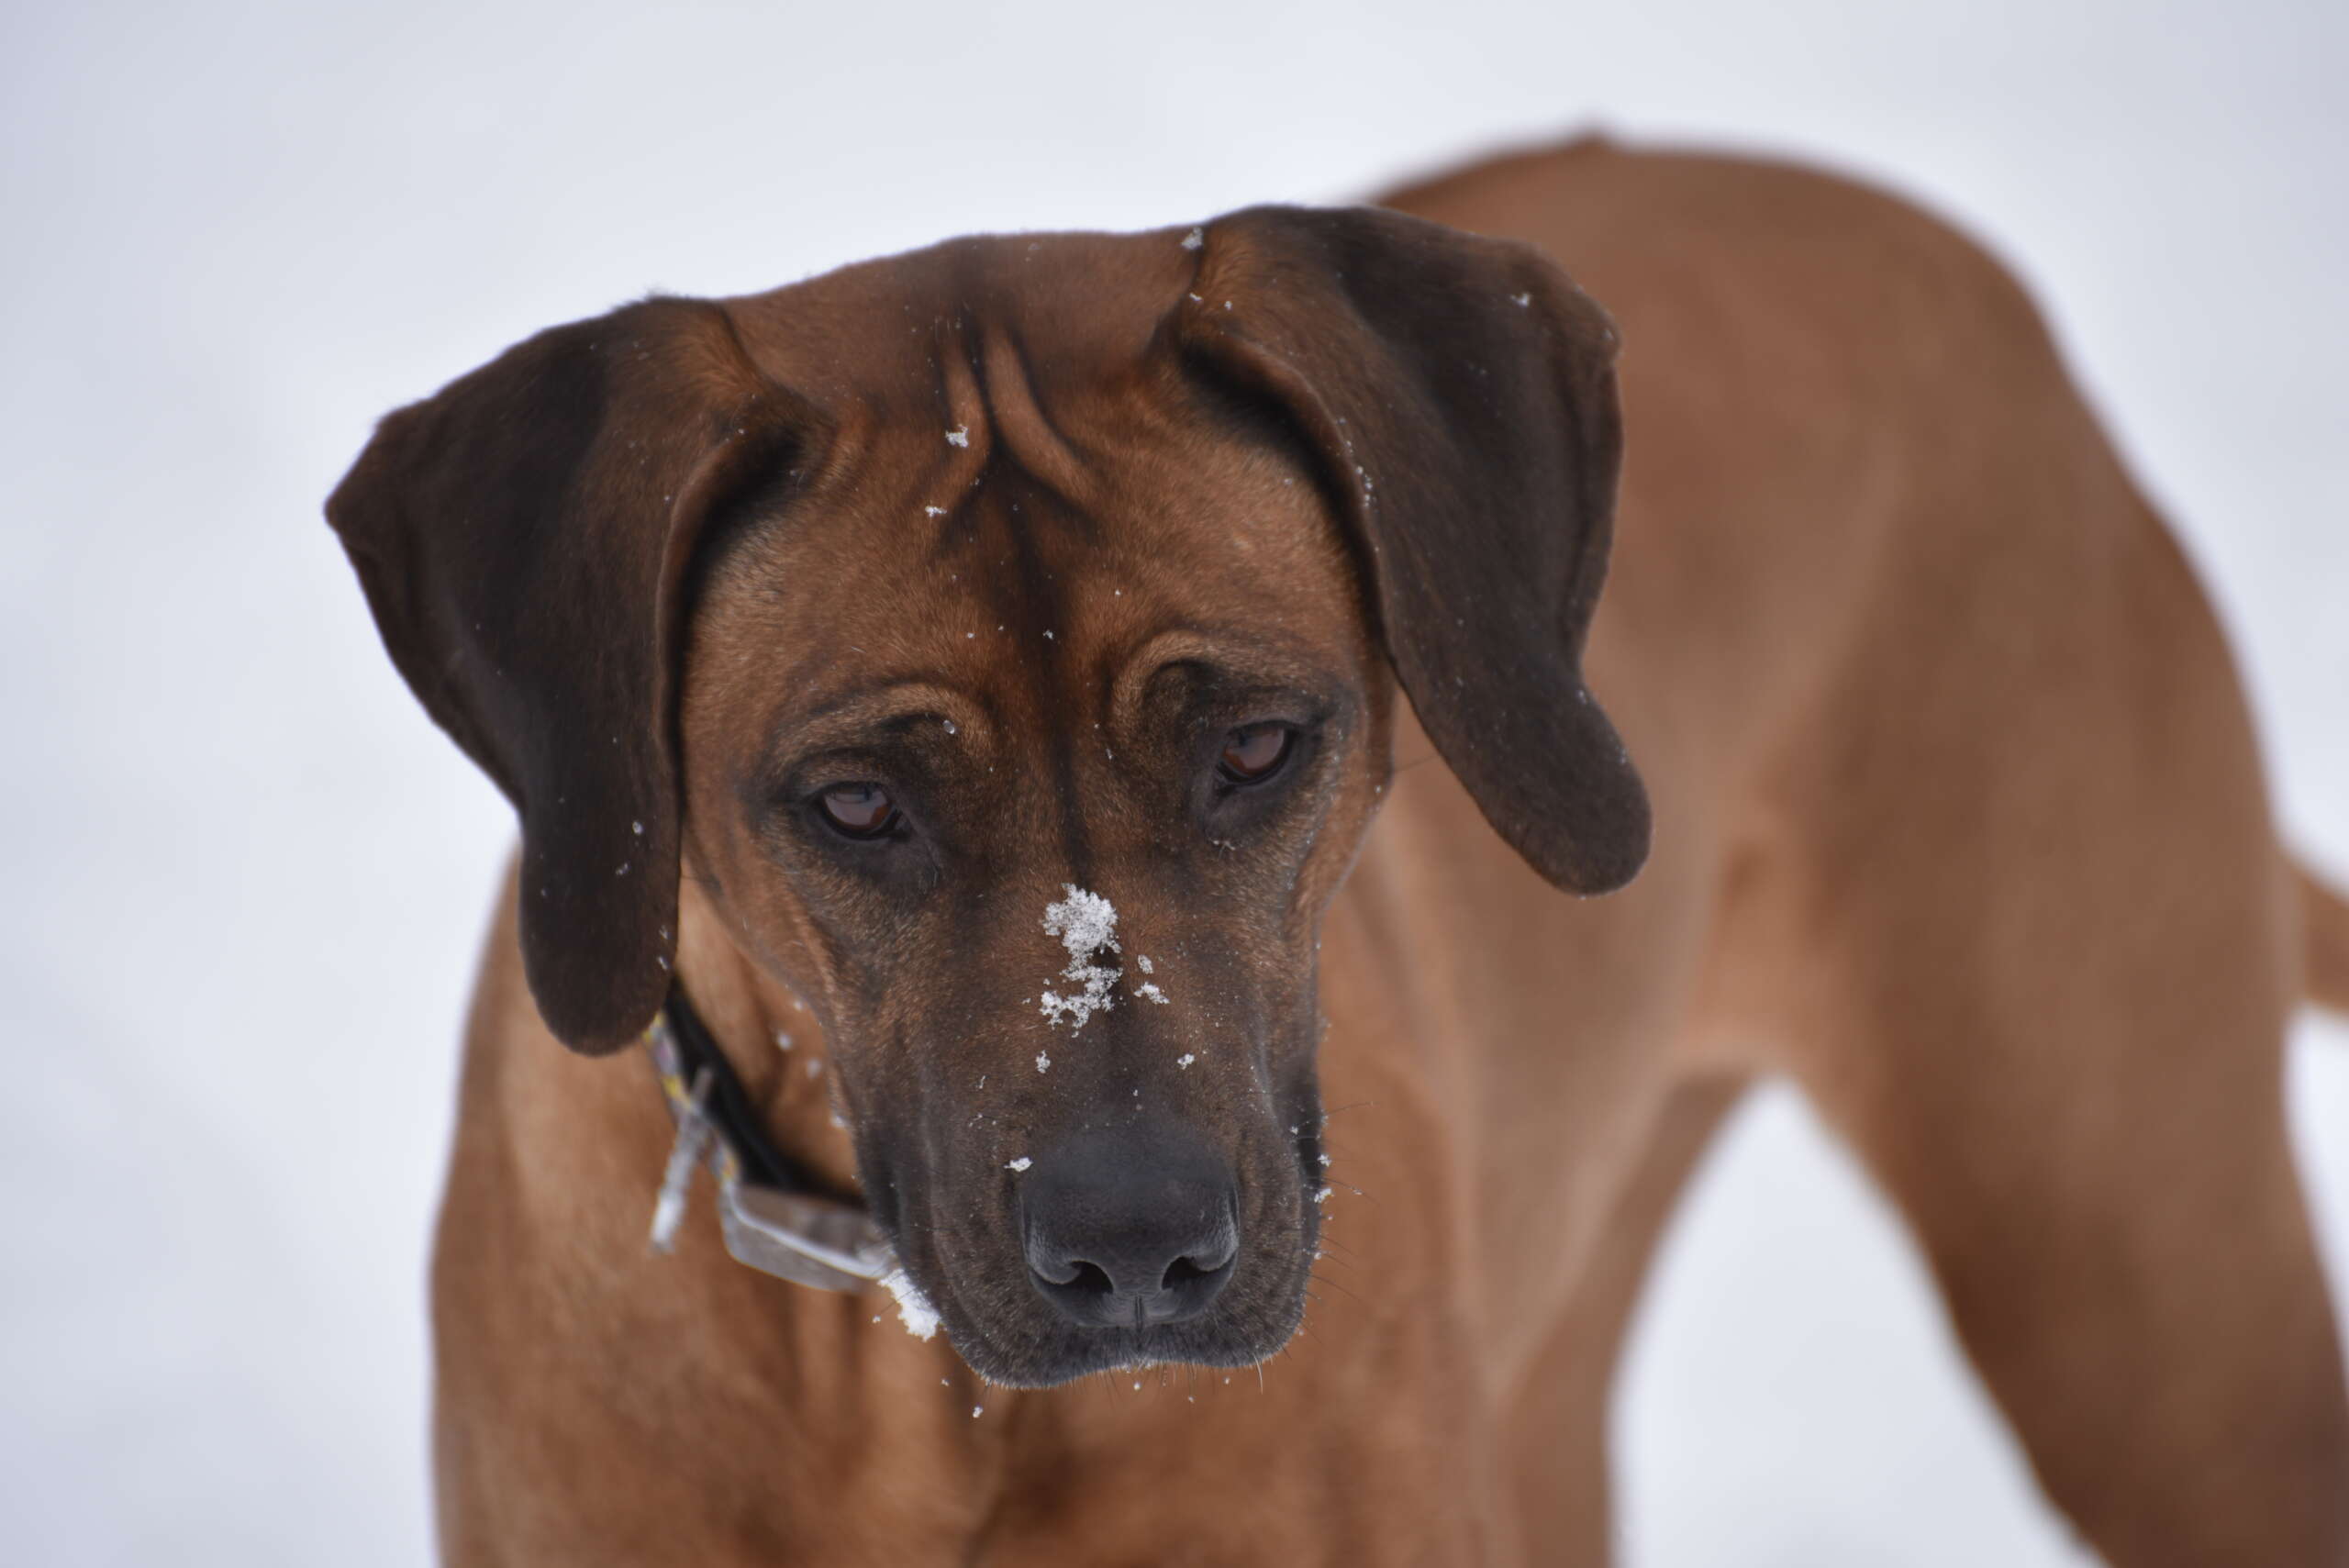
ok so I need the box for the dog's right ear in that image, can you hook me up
[326,298,805,1053]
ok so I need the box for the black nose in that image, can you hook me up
[1019,1124,1240,1329]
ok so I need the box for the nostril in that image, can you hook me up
[1027,1250,1082,1288]
[1160,1239,1240,1285]
[1065,1260,1114,1296]
[1161,1209,1241,1294]
[1155,1258,1211,1296]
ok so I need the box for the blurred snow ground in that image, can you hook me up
[0,2,2339,1562]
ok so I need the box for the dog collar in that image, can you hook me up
[645,989,894,1293]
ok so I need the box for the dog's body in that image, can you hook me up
[339,139,2349,1564]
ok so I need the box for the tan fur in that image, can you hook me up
[425,139,2349,1563]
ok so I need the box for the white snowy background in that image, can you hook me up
[2,1,2342,1562]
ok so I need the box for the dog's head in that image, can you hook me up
[327,206,1644,1385]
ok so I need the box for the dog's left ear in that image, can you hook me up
[327,298,803,1052]
[1179,205,1649,893]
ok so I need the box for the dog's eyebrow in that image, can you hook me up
[1108,628,1343,726]
[774,679,993,759]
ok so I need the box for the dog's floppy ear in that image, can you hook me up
[327,298,801,1051]
[1179,205,1649,893]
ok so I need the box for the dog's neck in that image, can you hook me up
[666,878,863,1201]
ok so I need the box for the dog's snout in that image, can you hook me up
[1019,1125,1239,1329]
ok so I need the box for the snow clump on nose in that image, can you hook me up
[1039,884,1120,1031]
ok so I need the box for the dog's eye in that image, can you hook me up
[1217,723,1294,784]
[816,782,898,838]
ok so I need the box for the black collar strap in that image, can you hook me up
[645,987,893,1292]
[658,988,830,1195]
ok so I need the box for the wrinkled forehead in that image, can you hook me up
[691,232,1372,725]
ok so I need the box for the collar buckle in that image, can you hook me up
[646,999,895,1293]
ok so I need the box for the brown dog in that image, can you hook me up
[328,136,2349,1564]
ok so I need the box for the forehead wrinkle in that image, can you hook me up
[975,322,1103,519]
[933,315,996,476]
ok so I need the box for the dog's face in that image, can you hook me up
[327,207,1648,1385]
[678,371,1381,1378]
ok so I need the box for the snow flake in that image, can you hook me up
[1181,227,1204,250]
[1006,1156,1032,1173]
[944,425,970,447]
[1176,1052,1196,1069]
[880,1268,941,1340]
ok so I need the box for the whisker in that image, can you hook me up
[1308,1270,1366,1306]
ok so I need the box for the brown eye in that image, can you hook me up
[1218,723,1294,784]
[817,782,898,838]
